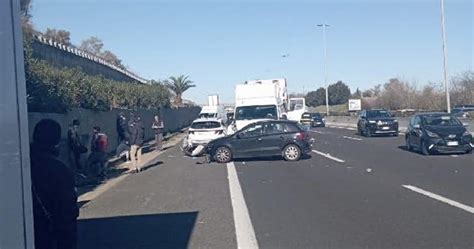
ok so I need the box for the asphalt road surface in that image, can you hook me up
[78,126,474,249]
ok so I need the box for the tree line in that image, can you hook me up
[304,73,473,111]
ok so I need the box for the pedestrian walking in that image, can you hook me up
[129,115,144,173]
[152,115,164,151]
[87,126,108,180]
[30,119,79,249]
[116,112,127,146]
[67,119,87,173]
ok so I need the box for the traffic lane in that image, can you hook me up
[235,155,474,249]
[309,127,474,206]
[79,145,236,249]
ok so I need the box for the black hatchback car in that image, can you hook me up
[357,109,399,137]
[405,113,473,155]
[206,120,313,163]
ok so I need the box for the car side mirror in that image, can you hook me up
[413,124,420,129]
[280,114,288,120]
[462,123,469,127]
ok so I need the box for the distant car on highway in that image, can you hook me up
[452,106,474,119]
[405,113,473,155]
[310,113,325,127]
[357,109,399,137]
[205,120,313,163]
[183,118,227,156]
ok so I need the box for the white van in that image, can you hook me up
[199,105,228,124]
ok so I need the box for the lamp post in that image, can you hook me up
[317,23,330,116]
[440,0,451,113]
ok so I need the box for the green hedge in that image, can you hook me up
[24,43,170,113]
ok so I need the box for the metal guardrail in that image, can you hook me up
[34,35,149,84]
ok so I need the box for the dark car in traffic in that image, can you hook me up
[300,112,325,127]
[405,113,473,155]
[206,120,313,163]
[357,109,399,137]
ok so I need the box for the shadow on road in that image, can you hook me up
[234,154,312,163]
[78,211,198,249]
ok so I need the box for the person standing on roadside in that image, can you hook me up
[30,119,79,249]
[116,112,127,146]
[129,115,144,173]
[67,119,86,173]
[88,126,108,180]
[152,115,164,151]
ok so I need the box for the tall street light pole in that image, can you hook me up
[318,23,330,116]
[440,0,451,113]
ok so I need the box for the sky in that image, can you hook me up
[31,0,473,104]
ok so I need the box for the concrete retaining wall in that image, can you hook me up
[28,107,200,164]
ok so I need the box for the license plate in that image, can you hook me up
[447,141,459,146]
[382,126,390,130]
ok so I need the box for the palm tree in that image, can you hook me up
[165,75,196,106]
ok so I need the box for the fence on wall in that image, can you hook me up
[31,35,148,83]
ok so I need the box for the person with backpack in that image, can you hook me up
[30,119,79,249]
[88,126,108,179]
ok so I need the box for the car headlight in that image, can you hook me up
[368,120,376,124]
[463,130,472,137]
[393,119,398,123]
[425,130,440,138]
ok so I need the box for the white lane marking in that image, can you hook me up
[402,185,474,214]
[346,127,356,131]
[227,162,259,249]
[310,130,326,134]
[312,150,345,163]
[342,135,363,141]
[451,155,459,158]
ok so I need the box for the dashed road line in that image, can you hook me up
[346,127,356,131]
[312,150,346,163]
[227,162,259,249]
[402,185,474,214]
[310,130,326,134]
[342,135,363,141]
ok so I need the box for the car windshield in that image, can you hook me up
[366,110,391,118]
[234,105,277,120]
[199,113,217,118]
[190,121,221,129]
[301,113,312,118]
[422,115,462,126]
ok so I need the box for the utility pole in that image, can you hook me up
[317,23,330,116]
[440,0,451,113]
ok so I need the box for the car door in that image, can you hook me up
[358,111,366,130]
[231,123,264,158]
[259,122,287,156]
[410,116,423,148]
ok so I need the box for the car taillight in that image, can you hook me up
[296,132,306,141]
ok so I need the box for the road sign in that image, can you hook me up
[348,99,362,111]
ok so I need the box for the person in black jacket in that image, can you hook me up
[116,112,127,146]
[30,119,79,249]
[129,115,144,173]
[67,119,84,173]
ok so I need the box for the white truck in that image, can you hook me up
[230,78,289,133]
[287,97,309,122]
[199,94,228,124]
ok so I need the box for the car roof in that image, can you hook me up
[192,117,221,123]
[415,112,450,117]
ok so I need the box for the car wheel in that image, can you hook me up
[214,146,232,163]
[421,140,430,155]
[282,144,301,161]
[405,137,412,151]
[466,148,473,154]
[365,128,371,137]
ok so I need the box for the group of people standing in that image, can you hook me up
[116,112,164,173]
[29,112,164,249]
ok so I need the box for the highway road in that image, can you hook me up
[78,126,474,249]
